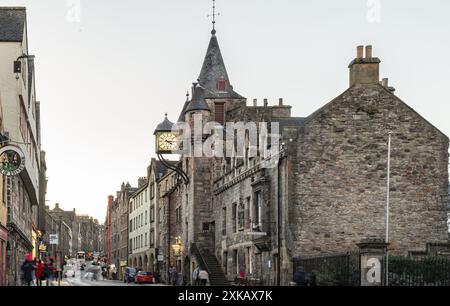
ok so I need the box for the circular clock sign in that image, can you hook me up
[0,145,26,176]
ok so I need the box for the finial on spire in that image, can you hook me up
[186,91,190,101]
[207,0,220,35]
[164,112,168,118]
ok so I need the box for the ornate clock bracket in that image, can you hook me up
[157,153,190,185]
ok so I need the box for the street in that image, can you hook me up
[64,261,165,287]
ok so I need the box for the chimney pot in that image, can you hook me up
[279,98,283,106]
[365,45,373,58]
[253,99,257,107]
[382,78,389,87]
[357,46,364,59]
[264,99,268,107]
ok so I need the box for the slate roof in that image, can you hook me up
[185,85,210,113]
[154,115,174,134]
[197,33,244,99]
[0,7,26,42]
[151,158,176,181]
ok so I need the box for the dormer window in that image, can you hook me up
[217,79,227,91]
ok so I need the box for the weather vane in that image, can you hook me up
[207,0,220,34]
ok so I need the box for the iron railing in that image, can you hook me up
[293,252,361,286]
[386,256,450,286]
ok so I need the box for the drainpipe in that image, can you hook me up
[167,195,171,285]
[276,154,282,286]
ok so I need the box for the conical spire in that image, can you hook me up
[197,32,243,99]
[185,84,210,113]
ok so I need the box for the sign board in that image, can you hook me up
[157,255,164,262]
[49,234,59,245]
[0,145,26,176]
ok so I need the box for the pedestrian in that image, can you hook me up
[21,253,35,286]
[192,266,200,286]
[293,266,310,286]
[170,267,178,286]
[198,269,209,286]
[44,258,55,286]
[35,259,44,286]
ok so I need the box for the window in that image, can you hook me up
[141,213,143,226]
[253,191,262,229]
[145,211,148,224]
[176,207,182,224]
[129,239,132,251]
[150,206,155,223]
[222,207,227,236]
[218,79,227,91]
[233,250,238,275]
[238,202,245,231]
[215,103,225,125]
[247,247,252,274]
[232,203,237,233]
[129,220,132,232]
[150,229,155,247]
[150,183,155,199]
[145,233,148,247]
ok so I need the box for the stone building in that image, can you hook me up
[151,23,449,286]
[43,207,72,260]
[46,204,78,256]
[0,101,6,286]
[108,182,136,280]
[0,7,42,285]
[289,46,449,257]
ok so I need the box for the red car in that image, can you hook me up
[135,271,154,284]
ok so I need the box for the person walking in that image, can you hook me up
[198,269,209,286]
[192,266,200,286]
[35,260,44,286]
[170,267,178,286]
[21,253,35,286]
[293,266,310,286]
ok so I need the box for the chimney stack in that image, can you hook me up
[365,45,373,58]
[357,45,364,59]
[279,98,284,106]
[253,98,257,107]
[263,98,268,107]
[349,45,381,87]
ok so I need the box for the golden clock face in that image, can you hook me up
[157,132,178,153]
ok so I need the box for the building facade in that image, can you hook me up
[148,25,449,286]
[0,7,42,285]
[108,182,136,280]
[0,102,7,286]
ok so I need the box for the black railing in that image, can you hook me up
[293,252,361,286]
[387,256,450,286]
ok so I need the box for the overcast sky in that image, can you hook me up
[2,0,449,221]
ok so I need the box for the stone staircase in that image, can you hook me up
[191,243,229,286]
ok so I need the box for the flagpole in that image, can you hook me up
[385,132,392,286]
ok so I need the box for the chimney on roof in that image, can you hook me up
[380,78,396,93]
[253,99,257,107]
[279,98,284,106]
[263,99,268,107]
[55,203,59,209]
[349,45,381,87]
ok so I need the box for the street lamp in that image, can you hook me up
[14,53,35,79]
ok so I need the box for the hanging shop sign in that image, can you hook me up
[0,145,26,176]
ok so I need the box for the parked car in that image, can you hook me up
[135,271,154,284]
[124,267,137,283]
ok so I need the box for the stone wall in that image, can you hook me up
[291,84,449,257]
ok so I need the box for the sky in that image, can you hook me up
[1,0,449,221]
